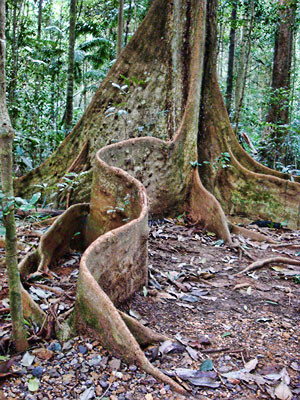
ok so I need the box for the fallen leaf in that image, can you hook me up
[28,377,40,392]
[186,346,198,361]
[274,382,292,400]
[32,348,53,361]
[174,368,219,388]
[21,352,35,367]
[279,367,290,385]
[200,359,214,371]
[108,358,121,370]
[80,387,95,400]
[290,361,300,371]
[244,357,258,372]
[159,340,185,355]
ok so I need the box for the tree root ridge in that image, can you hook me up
[236,256,300,275]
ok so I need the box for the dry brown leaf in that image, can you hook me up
[32,348,54,361]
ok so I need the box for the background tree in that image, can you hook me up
[225,0,238,115]
[0,0,28,352]
[260,0,298,168]
[117,0,124,56]
[64,0,77,132]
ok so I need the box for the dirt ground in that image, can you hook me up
[0,216,299,399]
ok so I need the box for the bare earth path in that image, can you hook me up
[0,218,299,399]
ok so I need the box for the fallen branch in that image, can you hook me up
[236,257,300,275]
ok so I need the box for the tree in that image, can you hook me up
[261,0,297,167]
[233,0,255,134]
[14,0,300,392]
[225,0,238,115]
[37,0,44,40]
[0,0,28,352]
[64,0,77,132]
[117,0,124,56]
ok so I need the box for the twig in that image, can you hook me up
[200,347,244,354]
[198,278,218,287]
[270,243,300,249]
[99,376,115,399]
[58,307,74,320]
[31,283,63,295]
[236,256,300,275]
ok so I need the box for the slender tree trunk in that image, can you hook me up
[37,0,43,40]
[117,0,124,56]
[234,21,247,117]
[234,0,254,135]
[0,0,28,353]
[124,0,132,46]
[262,0,297,166]
[7,0,18,124]
[64,0,77,133]
[225,0,237,116]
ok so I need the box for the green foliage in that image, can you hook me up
[218,0,300,172]
[5,0,151,176]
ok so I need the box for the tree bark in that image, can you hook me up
[225,0,237,116]
[0,0,28,352]
[64,0,77,132]
[117,0,124,56]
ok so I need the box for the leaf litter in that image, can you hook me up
[0,218,299,399]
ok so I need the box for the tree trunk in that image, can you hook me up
[37,0,43,40]
[234,22,247,120]
[124,0,132,46]
[7,0,18,124]
[0,0,28,353]
[117,0,124,56]
[262,0,297,166]
[64,0,77,132]
[234,0,254,134]
[225,0,237,116]
[14,0,300,391]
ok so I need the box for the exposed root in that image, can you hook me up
[229,224,277,244]
[119,311,169,346]
[21,286,46,327]
[138,360,188,395]
[235,256,300,275]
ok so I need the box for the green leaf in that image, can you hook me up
[222,332,231,338]
[29,192,41,205]
[143,286,148,297]
[200,359,214,371]
[28,377,40,392]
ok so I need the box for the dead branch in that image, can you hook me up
[235,256,300,275]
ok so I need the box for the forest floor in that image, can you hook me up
[0,216,299,400]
